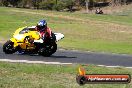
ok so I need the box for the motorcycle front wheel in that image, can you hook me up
[3,40,16,54]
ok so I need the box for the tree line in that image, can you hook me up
[110,0,131,6]
[0,0,131,12]
[0,0,82,11]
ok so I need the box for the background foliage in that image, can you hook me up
[0,0,131,11]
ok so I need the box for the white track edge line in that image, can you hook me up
[97,64,132,68]
[0,59,132,68]
[0,59,72,65]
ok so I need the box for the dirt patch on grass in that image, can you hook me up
[12,9,132,32]
[94,22,132,33]
[11,9,86,23]
[11,9,132,42]
[9,8,132,42]
[11,9,115,24]
[103,4,132,14]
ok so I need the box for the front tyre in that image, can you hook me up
[3,40,16,54]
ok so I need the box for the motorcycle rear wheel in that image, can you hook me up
[38,42,57,57]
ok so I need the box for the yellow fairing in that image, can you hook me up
[10,38,18,47]
[29,31,40,40]
[11,26,40,49]
[20,31,40,49]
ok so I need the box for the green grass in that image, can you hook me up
[0,7,132,88]
[1,7,132,54]
[0,62,132,88]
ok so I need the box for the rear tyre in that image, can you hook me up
[3,40,16,54]
[50,42,57,55]
[38,42,57,57]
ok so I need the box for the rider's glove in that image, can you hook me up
[28,39,34,44]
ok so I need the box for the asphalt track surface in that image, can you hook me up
[0,45,132,67]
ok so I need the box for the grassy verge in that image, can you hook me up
[0,7,132,54]
[0,62,132,88]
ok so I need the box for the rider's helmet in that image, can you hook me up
[37,20,47,31]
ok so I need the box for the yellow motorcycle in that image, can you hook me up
[3,26,64,56]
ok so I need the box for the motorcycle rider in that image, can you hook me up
[28,19,56,51]
[33,20,54,43]
[19,20,56,54]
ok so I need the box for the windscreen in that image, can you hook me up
[19,27,36,34]
[19,28,29,34]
